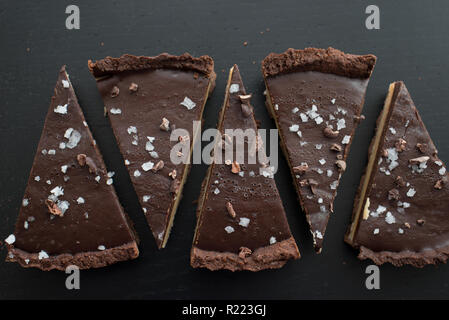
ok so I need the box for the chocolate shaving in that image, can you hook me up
[323,126,339,138]
[77,154,87,166]
[77,154,99,174]
[330,143,342,152]
[160,117,170,131]
[416,143,427,154]
[226,202,236,218]
[434,179,444,190]
[335,160,346,172]
[129,82,138,92]
[152,160,164,172]
[231,161,241,174]
[292,163,309,175]
[416,219,425,226]
[395,138,407,152]
[395,176,406,188]
[353,114,365,122]
[404,222,411,229]
[409,156,430,165]
[388,188,400,200]
[45,199,62,216]
[111,86,120,97]
[238,246,252,258]
[168,169,177,180]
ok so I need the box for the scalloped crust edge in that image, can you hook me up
[191,237,300,272]
[357,245,449,268]
[6,241,139,271]
[262,47,376,79]
[88,52,215,78]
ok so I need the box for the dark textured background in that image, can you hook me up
[1,0,449,299]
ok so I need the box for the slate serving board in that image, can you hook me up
[1,0,448,299]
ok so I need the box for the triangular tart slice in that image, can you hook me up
[191,65,300,271]
[4,66,139,270]
[262,47,376,252]
[88,53,216,248]
[345,81,449,267]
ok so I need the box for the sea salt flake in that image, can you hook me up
[98,245,106,251]
[299,113,308,122]
[62,80,70,88]
[330,181,338,190]
[269,236,277,244]
[292,107,299,114]
[127,126,137,135]
[319,158,326,165]
[214,188,220,195]
[141,161,154,171]
[439,167,446,175]
[342,135,351,144]
[64,128,81,149]
[327,170,333,177]
[224,226,235,234]
[373,228,380,235]
[54,104,68,114]
[385,212,396,224]
[337,118,346,130]
[315,144,322,150]
[389,127,397,135]
[48,149,56,155]
[38,250,49,260]
[180,96,197,110]
[106,178,113,185]
[22,198,29,207]
[59,142,66,149]
[331,98,336,104]
[5,234,15,245]
[289,124,299,132]
[315,231,323,239]
[239,217,250,228]
[61,165,68,173]
[398,228,404,234]
[406,188,416,197]
[143,195,151,202]
[34,176,40,182]
[76,197,85,204]
[109,108,122,114]
[229,84,239,94]
[315,116,324,124]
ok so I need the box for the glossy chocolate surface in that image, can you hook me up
[193,66,297,255]
[352,82,449,255]
[266,71,370,251]
[8,67,137,259]
[92,63,213,248]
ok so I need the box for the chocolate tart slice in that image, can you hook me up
[88,53,216,248]
[345,81,449,267]
[191,65,300,271]
[4,66,139,271]
[262,47,376,252]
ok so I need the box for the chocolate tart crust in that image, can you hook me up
[358,245,449,268]
[6,242,139,271]
[346,81,449,267]
[88,52,216,79]
[191,237,299,272]
[262,47,376,79]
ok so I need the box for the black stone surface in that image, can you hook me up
[1,0,449,299]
